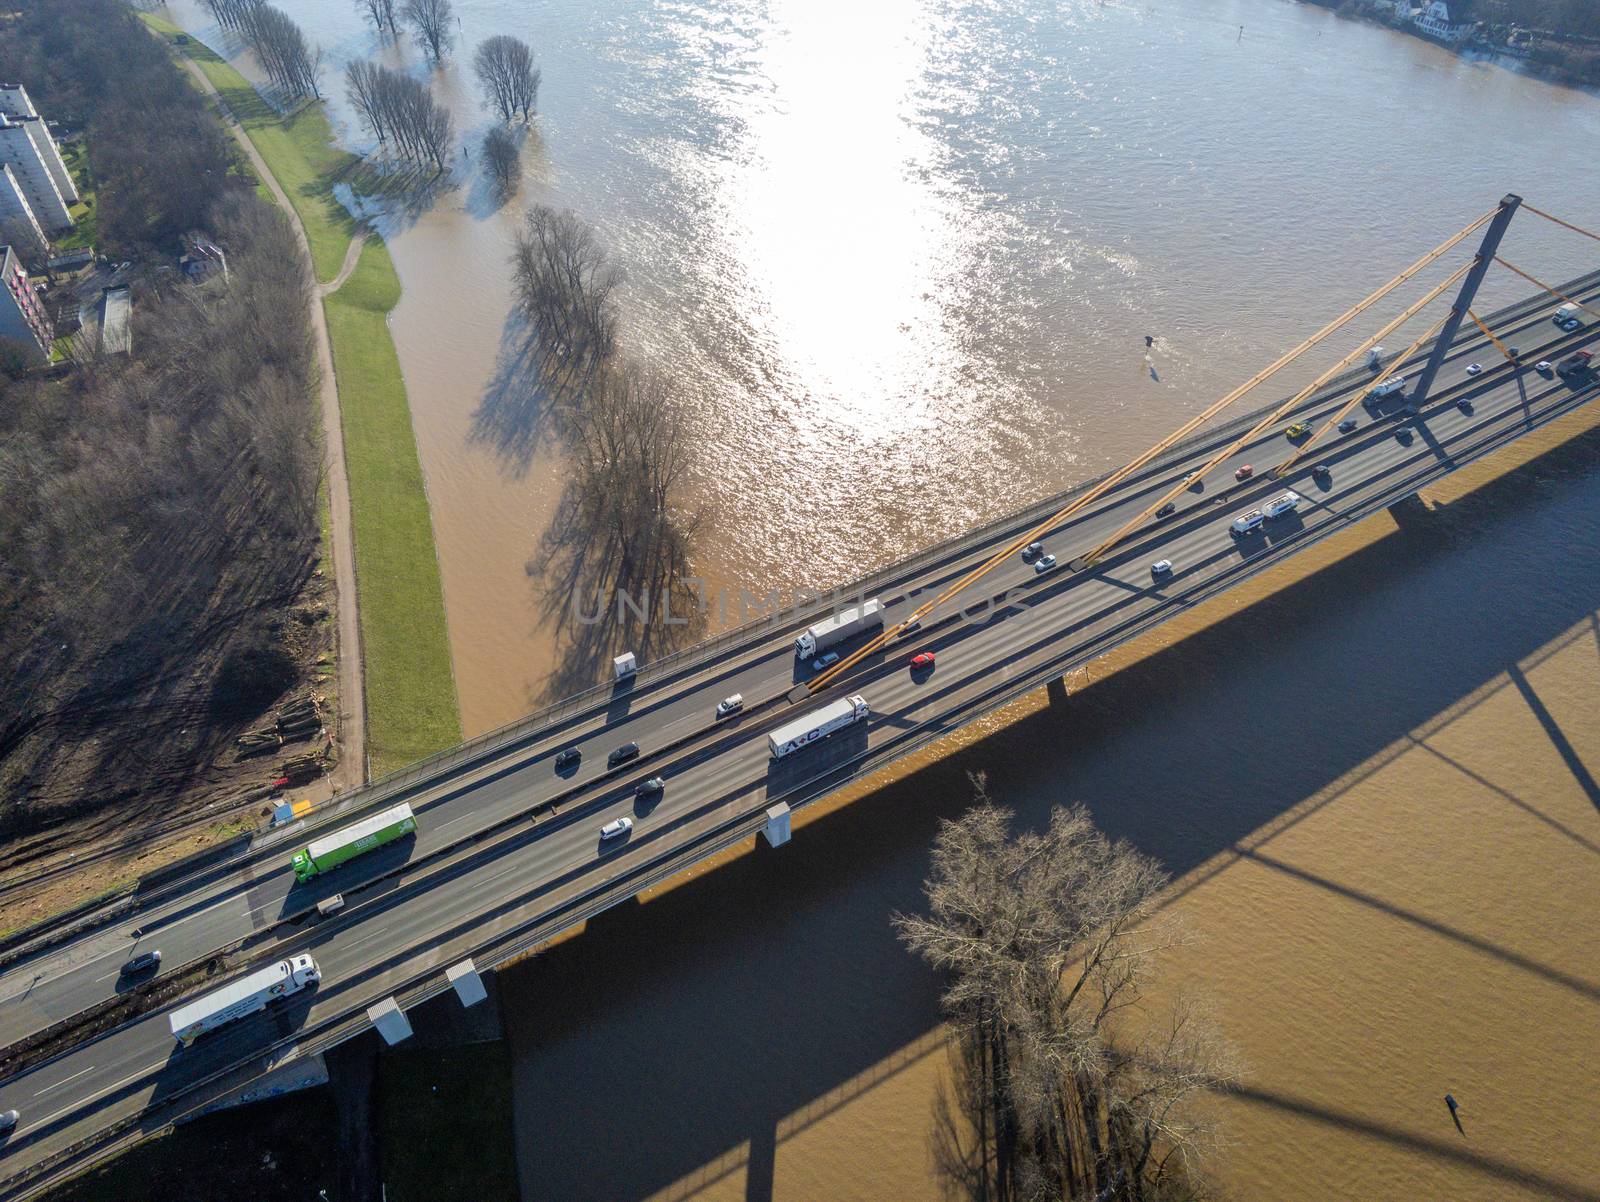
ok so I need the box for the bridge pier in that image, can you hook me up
[762,802,792,847]
[1046,676,1069,708]
[367,996,413,1045]
[1386,492,1430,528]
[447,959,488,1007]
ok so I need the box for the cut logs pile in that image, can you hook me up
[235,694,325,759]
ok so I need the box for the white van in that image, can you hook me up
[1262,491,1301,520]
[1367,377,1406,399]
[1230,510,1264,537]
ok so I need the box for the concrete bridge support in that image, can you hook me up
[447,959,488,1007]
[367,996,413,1045]
[762,803,791,847]
[1387,493,1430,528]
[1046,676,1069,708]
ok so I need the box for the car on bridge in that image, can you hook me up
[1464,362,1483,376]
[716,694,743,719]
[1155,500,1176,519]
[1536,360,1553,376]
[1034,553,1058,573]
[1285,421,1311,440]
[1235,464,1254,481]
[120,950,162,978]
[1184,471,1204,490]
[635,777,664,799]
[0,1109,16,1137]
[811,651,840,671]
[1150,559,1173,579]
[1556,350,1592,378]
[910,652,936,672]
[1338,417,1359,433]
[554,748,580,773]
[1021,541,1044,561]
[1559,317,1582,332]
[608,742,641,767]
[600,816,633,841]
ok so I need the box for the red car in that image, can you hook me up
[910,652,936,672]
[1234,464,1254,481]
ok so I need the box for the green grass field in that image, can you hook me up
[140,11,461,773]
[54,140,98,253]
[377,1043,519,1202]
[324,241,462,773]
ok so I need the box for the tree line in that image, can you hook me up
[344,59,454,171]
[499,206,704,696]
[896,779,1233,1202]
[201,0,322,100]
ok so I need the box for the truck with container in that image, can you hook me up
[168,955,321,1045]
[1555,350,1592,379]
[795,599,884,660]
[1366,376,1407,401]
[292,803,417,883]
[1554,303,1580,326]
[768,695,870,758]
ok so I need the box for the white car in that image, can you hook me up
[600,816,634,841]
[1262,490,1301,520]
[1034,553,1058,573]
[715,693,743,718]
[1536,360,1553,375]
[1464,362,1483,376]
[1150,559,1173,578]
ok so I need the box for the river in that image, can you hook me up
[155,0,1600,1196]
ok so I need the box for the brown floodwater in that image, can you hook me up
[156,1,1600,1197]
[172,0,1600,730]
[497,406,1600,1201]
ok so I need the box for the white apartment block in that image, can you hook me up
[0,163,48,248]
[0,83,77,233]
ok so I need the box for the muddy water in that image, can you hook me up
[498,410,1600,1201]
[168,0,1598,729]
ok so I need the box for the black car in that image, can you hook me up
[1155,501,1176,519]
[121,949,162,976]
[1338,418,1358,433]
[554,747,581,772]
[1312,463,1332,484]
[608,742,641,768]
[635,776,664,798]
[0,1109,17,1136]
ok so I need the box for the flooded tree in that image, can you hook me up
[510,205,623,400]
[481,125,521,197]
[343,60,453,172]
[896,780,1233,1202]
[237,4,322,100]
[401,0,454,64]
[473,34,540,123]
[353,0,399,39]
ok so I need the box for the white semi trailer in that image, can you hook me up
[795,599,883,660]
[768,695,870,759]
[168,955,321,1045]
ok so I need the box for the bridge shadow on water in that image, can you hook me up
[497,421,1600,1202]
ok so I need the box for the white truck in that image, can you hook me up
[1367,376,1406,399]
[795,599,883,660]
[168,955,321,1045]
[1554,303,1579,325]
[768,695,870,759]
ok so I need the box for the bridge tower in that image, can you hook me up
[1406,194,1521,409]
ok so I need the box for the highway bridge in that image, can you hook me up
[2,200,1599,1197]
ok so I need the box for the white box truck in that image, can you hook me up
[1367,376,1406,399]
[168,955,321,1045]
[796,599,883,659]
[769,696,870,758]
[1554,303,1579,325]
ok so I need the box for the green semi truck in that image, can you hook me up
[292,802,417,882]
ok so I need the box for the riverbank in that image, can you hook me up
[497,395,1600,1201]
[142,13,461,777]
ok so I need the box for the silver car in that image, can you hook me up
[600,816,634,841]
[1034,553,1058,573]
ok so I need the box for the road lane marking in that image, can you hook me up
[35,1065,96,1095]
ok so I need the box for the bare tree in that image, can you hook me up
[481,125,520,196]
[895,780,1233,1202]
[510,205,623,397]
[343,60,452,170]
[401,0,454,64]
[353,0,399,38]
[237,4,321,100]
[473,34,540,123]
